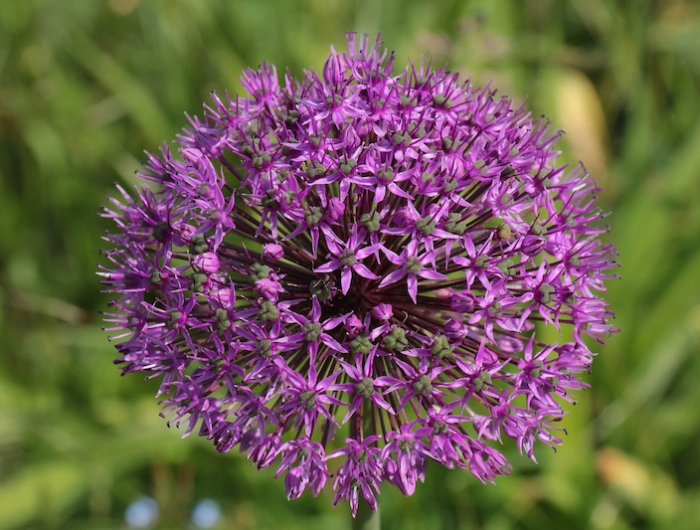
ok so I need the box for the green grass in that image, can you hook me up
[1,0,700,528]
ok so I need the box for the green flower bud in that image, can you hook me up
[306,161,326,178]
[497,222,512,240]
[431,335,453,358]
[258,339,273,356]
[166,310,182,328]
[360,211,381,233]
[377,167,394,184]
[474,254,488,268]
[473,371,491,391]
[340,159,357,174]
[433,93,447,106]
[530,359,544,378]
[445,213,468,235]
[300,390,317,410]
[412,375,434,396]
[383,327,408,352]
[304,206,323,227]
[257,300,278,321]
[405,256,422,274]
[355,377,375,397]
[250,263,271,280]
[433,420,449,435]
[416,217,436,236]
[190,235,208,255]
[149,269,165,285]
[538,283,555,304]
[350,334,373,355]
[443,178,458,192]
[340,249,356,266]
[303,322,322,342]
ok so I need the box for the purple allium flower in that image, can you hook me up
[100,33,617,515]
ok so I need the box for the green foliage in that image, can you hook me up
[1,0,699,528]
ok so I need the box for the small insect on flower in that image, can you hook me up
[100,33,617,515]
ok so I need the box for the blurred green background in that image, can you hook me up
[1,0,700,528]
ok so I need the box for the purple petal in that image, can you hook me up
[356,244,382,260]
[321,333,348,353]
[315,259,342,273]
[379,268,407,288]
[341,267,352,294]
[407,275,418,303]
[418,269,447,280]
[353,262,379,279]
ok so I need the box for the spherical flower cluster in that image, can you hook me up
[101,34,617,514]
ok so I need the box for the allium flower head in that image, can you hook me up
[101,34,617,514]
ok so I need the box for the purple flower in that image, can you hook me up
[100,33,618,515]
[327,436,383,514]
